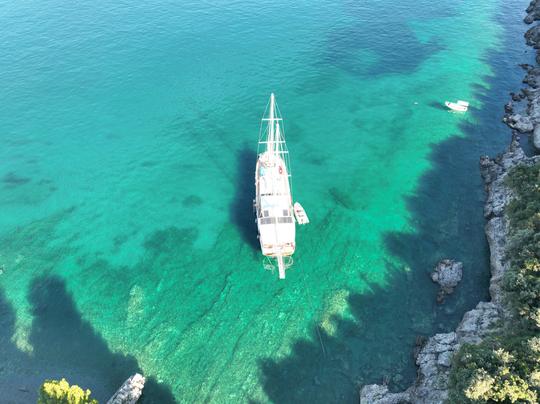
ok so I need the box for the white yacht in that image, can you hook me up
[254,94,308,279]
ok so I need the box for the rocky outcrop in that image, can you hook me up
[479,137,540,304]
[525,0,540,24]
[504,113,533,133]
[360,304,503,404]
[107,374,145,404]
[360,139,537,404]
[431,260,463,303]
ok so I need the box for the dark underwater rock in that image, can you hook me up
[2,172,31,187]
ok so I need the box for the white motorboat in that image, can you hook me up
[445,100,469,112]
[254,94,307,279]
[293,202,309,225]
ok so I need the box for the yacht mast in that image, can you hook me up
[269,93,285,278]
[269,93,275,155]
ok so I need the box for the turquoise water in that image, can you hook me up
[0,0,532,402]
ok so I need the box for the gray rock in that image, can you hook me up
[431,260,463,303]
[456,302,501,344]
[481,137,526,219]
[107,374,145,404]
[524,0,540,24]
[359,384,412,404]
[528,92,540,121]
[526,24,540,48]
[534,125,540,150]
[431,260,463,293]
[437,351,453,368]
[504,113,534,132]
[524,69,540,88]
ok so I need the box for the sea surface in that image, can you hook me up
[0,0,534,402]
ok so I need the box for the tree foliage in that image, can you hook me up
[38,378,98,404]
[504,162,540,329]
[448,335,540,403]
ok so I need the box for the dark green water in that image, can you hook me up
[0,0,533,402]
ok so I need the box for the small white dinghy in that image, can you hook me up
[445,100,469,112]
[293,202,309,225]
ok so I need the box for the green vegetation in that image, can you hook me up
[504,163,540,330]
[448,162,540,403]
[449,335,540,403]
[38,378,98,404]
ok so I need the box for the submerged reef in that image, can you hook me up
[361,1,540,402]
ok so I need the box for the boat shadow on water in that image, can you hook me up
[230,146,260,253]
[0,276,176,403]
[427,101,449,111]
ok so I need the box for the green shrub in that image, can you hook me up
[448,335,540,403]
[38,378,98,404]
[504,162,540,330]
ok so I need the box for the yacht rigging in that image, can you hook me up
[254,94,308,279]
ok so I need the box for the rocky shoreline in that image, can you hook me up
[360,139,538,404]
[504,0,540,150]
[360,2,540,402]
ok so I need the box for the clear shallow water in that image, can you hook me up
[0,0,532,402]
